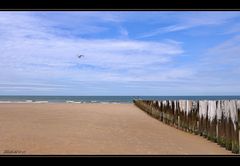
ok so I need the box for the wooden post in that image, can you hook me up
[186,100,190,132]
[199,101,202,136]
[199,101,208,137]
[179,100,184,131]
[220,101,226,147]
[154,101,160,120]
[173,100,178,128]
[230,100,238,153]
[207,101,211,141]
[204,101,208,138]
[217,100,224,146]
[207,101,217,142]
[151,101,156,119]
[165,100,169,125]
[170,101,174,126]
[191,101,195,134]
[170,100,173,125]
[193,100,199,134]
[163,100,167,124]
[224,101,232,151]
[159,101,163,122]
[134,99,239,153]
[183,101,187,131]
[199,103,203,136]
[226,116,232,151]
[177,100,180,129]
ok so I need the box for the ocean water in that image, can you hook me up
[0,96,240,104]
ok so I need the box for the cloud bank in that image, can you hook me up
[0,11,240,95]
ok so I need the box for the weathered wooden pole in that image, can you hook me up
[162,100,167,124]
[221,100,227,147]
[186,100,189,132]
[186,100,191,132]
[152,100,156,117]
[147,100,152,115]
[134,99,240,154]
[189,100,193,133]
[223,100,232,151]
[198,100,203,136]
[150,101,154,116]
[167,100,171,125]
[179,100,185,131]
[199,100,208,137]
[155,100,161,120]
[217,100,223,146]
[230,100,238,153]
[147,100,151,115]
[184,100,188,131]
[165,100,169,125]
[149,100,153,115]
[177,101,181,129]
[158,101,163,122]
[183,100,187,131]
[173,100,178,128]
[192,101,199,134]
[184,100,187,132]
[151,100,159,119]
[170,100,174,126]
[207,100,217,142]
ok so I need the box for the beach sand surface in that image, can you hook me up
[0,103,232,155]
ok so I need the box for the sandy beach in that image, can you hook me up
[0,103,232,155]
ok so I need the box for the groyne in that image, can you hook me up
[133,99,240,154]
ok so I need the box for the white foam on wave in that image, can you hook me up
[0,100,48,103]
[99,102,123,104]
[34,101,48,103]
[66,101,82,103]
[66,100,74,103]
[65,100,124,104]
[0,101,12,103]
[110,102,122,104]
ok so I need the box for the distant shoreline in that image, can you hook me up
[0,101,132,104]
[1,96,240,104]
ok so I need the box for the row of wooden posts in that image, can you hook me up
[133,99,240,154]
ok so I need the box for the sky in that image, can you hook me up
[0,11,240,96]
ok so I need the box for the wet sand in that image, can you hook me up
[0,103,232,155]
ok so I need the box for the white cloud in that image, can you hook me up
[3,12,240,95]
[0,11,186,91]
[119,26,129,37]
[176,34,240,94]
[140,12,240,38]
[204,35,240,65]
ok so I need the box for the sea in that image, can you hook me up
[0,96,240,104]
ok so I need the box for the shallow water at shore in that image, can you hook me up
[1,96,240,104]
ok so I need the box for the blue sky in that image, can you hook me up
[0,11,240,95]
